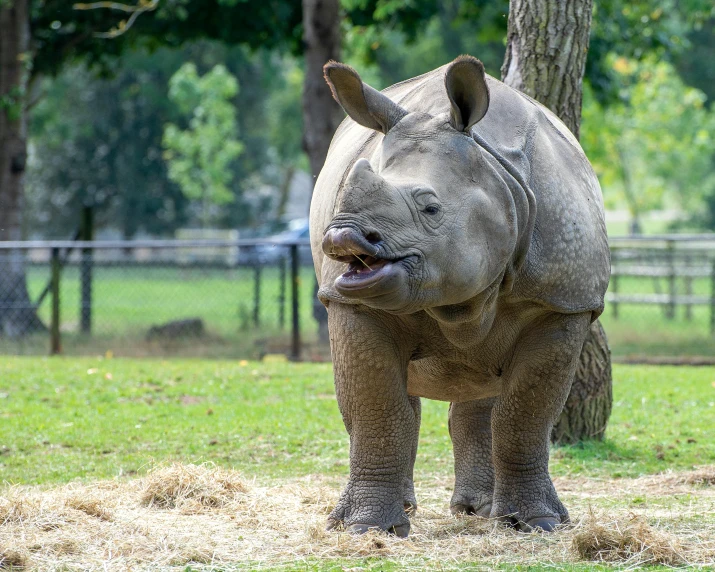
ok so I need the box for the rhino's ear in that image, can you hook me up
[324,61,408,134]
[445,55,490,132]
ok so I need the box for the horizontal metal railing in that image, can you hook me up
[0,238,312,249]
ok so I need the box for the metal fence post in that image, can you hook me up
[50,247,62,355]
[611,273,619,319]
[278,254,286,330]
[667,239,676,320]
[711,259,715,336]
[684,255,693,322]
[253,263,261,327]
[290,244,301,361]
[80,205,94,333]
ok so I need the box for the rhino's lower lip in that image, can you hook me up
[335,257,402,295]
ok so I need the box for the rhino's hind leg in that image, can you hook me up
[449,397,496,517]
[326,303,417,537]
[490,312,590,532]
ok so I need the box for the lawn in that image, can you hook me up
[1,359,714,484]
[1,358,714,569]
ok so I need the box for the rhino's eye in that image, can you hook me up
[423,204,441,216]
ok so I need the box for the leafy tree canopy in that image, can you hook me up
[343,0,715,101]
[30,0,302,77]
[163,62,243,225]
[581,56,715,229]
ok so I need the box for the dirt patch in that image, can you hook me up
[1,464,714,570]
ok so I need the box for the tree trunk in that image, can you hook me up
[276,165,295,220]
[501,0,591,139]
[501,0,613,444]
[301,0,342,344]
[0,0,45,338]
[551,320,612,443]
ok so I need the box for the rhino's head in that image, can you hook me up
[320,56,531,316]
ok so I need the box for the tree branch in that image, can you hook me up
[72,0,159,38]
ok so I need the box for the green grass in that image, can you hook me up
[1,358,713,486]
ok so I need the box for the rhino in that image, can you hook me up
[309,55,610,537]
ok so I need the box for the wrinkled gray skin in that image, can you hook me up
[310,55,610,537]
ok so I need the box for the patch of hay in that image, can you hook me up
[680,466,715,486]
[0,547,28,570]
[0,492,37,525]
[424,513,498,540]
[168,545,216,566]
[64,495,112,521]
[573,512,685,565]
[297,485,339,515]
[139,462,249,511]
[1,463,713,570]
[46,539,80,556]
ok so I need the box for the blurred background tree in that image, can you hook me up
[581,57,715,234]
[162,62,243,227]
[17,0,715,239]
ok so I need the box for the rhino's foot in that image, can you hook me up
[490,479,569,533]
[346,522,410,538]
[326,481,411,537]
[493,512,568,533]
[403,476,417,515]
[450,501,492,518]
[450,486,493,518]
[519,516,564,533]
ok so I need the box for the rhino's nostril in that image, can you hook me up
[364,231,382,244]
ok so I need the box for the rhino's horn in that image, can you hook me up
[445,55,490,133]
[324,61,408,134]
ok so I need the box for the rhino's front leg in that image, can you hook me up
[490,312,590,532]
[326,303,417,537]
[403,395,421,513]
[449,397,496,517]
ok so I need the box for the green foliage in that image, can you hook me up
[26,43,298,237]
[1,359,713,485]
[343,0,508,85]
[26,49,190,239]
[581,57,715,228]
[342,0,714,101]
[163,62,243,224]
[30,0,302,78]
[587,0,715,103]
[675,15,715,104]
[265,58,306,173]
[0,85,24,122]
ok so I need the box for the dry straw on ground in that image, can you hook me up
[572,511,685,565]
[139,462,249,512]
[1,463,714,570]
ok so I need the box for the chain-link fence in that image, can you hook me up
[0,239,319,360]
[0,236,714,361]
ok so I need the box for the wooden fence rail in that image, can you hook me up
[609,240,715,332]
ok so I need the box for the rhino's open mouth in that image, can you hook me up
[335,254,402,297]
[343,254,390,279]
[323,226,410,296]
